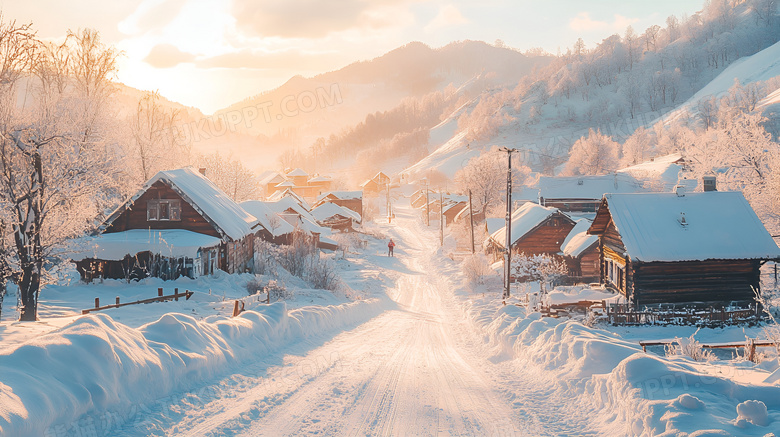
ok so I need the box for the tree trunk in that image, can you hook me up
[18,262,40,321]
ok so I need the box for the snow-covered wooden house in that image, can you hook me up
[313,191,363,217]
[538,174,646,214]
[485,203,575,261]
[73,168,260,281]
[587,191,780,307]
[360,172,390,194]
[311,202,362,232]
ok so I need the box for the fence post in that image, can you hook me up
[94,297,99,309]
[158,288,163,297]
[232,300,240,317]
[116,297,120,306]
[174,288,179,301]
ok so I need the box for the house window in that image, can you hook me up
[606,258,625,290]
[148,199,181,221]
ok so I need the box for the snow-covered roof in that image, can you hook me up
[562,219,598,258]
[489,203,562,248]
[308,175,332,183]
[538,173,645,200]
[239,200,295,237]
[485,218,505,236]
[268,188,311,210]
[103,167,257,241]
[258,171,285,186]
[275,180,296,188]
[594,192,780,262]
[286,168,309,177]
[311,202,362,224]
[617,154,697,191]
[265,197,317,224]
[442,201,467,215]
[316,191,363,202]
[72,229,221,261]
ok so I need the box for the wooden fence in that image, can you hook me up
[639,338,779,362]
[605,302,761,325]
[81,288,193,314]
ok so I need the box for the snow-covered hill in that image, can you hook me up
[401,2,780,179]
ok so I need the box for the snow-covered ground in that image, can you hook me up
[2,199,780,436]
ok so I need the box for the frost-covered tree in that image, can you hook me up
[130,91,189,184]
[0,25,122,321]
[198,151,260,202]
[511,253,568,292]
[620,126,655,167]
[562,129,620,176]
[454,148,530,216]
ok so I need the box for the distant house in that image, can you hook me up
[259,172,286,198]
[314,191,363,217]
[240,200,295,245]
[264,197,338,251]
[617,153,697,192]
[286,168,309,187]
[311,202,362,232]
[587,191,780,307]
[307,175,333,196]
[538,173,646,214]
[267,187,312,211]
[360,171,390,194]
[485,203,576,261]
[442,201,468,226]
[561,219,599,281]
[74,168,259,281]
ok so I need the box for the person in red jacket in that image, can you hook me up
[388,239,395,257]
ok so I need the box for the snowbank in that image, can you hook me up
[457,286,780,435]
[0,298,386,436]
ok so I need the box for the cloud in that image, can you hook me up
[569,12,640,33]
[569,12,607,32]
[231,0,400,38]
[119,0,188,35]
[613,14,639,30]
[143,43,196,68]
[424,4,468,32]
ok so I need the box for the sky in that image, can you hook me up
[1,0,705,114]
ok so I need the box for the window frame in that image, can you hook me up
[147,199,181,222]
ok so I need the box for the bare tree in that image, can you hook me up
[0,24,122,321]
[454,148,530,216]
[199,151,260,202]
[131,91,187,183]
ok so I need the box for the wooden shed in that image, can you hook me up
[74,167,260,281]
[485,203,576,261]
[587,191,780,308]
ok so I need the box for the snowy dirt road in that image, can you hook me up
[122,207,595,436]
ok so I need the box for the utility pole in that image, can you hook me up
[386,180,391,223]
[468,189,475,254]
[500,147,518,301]
[440,191,444,246]
[425,182,430,226]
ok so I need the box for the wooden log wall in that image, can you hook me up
[106,181,221,238]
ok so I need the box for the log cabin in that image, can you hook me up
[485,203,576,261]
[313,191,363,217]
[73,167,261,281]
[311,202,362,232]
[587,190,780,308]
[538,173,646,213]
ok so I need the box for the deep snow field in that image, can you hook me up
[1,200,779,436]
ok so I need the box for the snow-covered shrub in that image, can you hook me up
[245,276,264,295]
[511,253,568,292]
[462,254,493,286]
[276,230,317,277]
[331,233,367,258]
[665,333,714,362]
[254,239,278,276]
[305,257,341,291]
[265,279,292,301]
